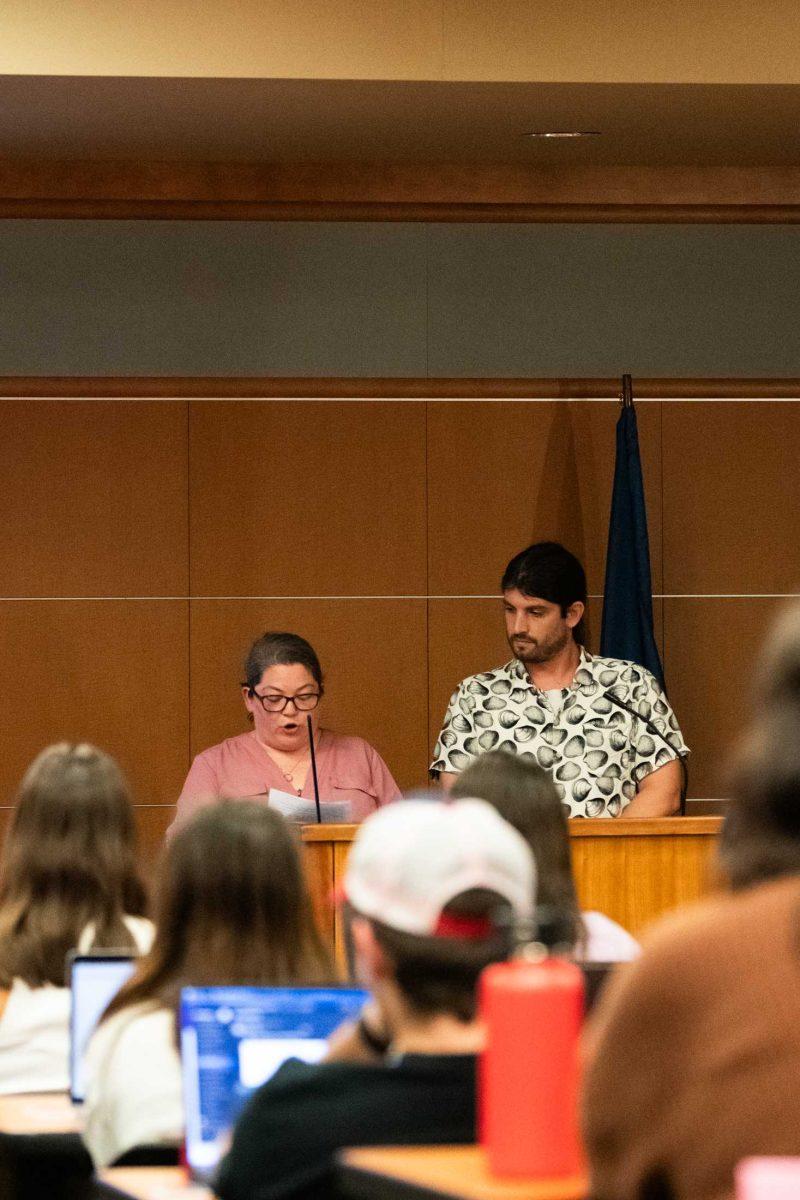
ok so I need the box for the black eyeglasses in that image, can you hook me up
[249,690,321,714]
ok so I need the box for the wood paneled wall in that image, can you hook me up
[0,395,796,864]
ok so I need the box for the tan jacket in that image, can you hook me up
[582,876,800,1200]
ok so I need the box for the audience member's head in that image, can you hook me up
[719,602,800,889]
[104,801,333,1019]
[582,603,800,1200]
[450,750,584,951]
[0,743,147,988]
[343,799,534,1024]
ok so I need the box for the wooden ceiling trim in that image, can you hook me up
[2,199,800,222]
[2,162,800,221]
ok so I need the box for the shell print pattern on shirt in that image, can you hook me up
[431,649,688,817]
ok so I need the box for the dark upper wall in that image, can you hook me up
[1,220,800,376]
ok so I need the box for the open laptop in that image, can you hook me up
[180,985,368,1183]
[69,952,136,1104]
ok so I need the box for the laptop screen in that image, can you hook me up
[69,954,136,1103]
[180,985,368,1182]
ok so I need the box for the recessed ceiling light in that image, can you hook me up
[524,130,601,139]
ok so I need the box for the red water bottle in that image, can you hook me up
[479,955,585,1179]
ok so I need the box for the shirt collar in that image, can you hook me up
[510,645,595,693]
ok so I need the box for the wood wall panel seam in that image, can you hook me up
[2,593,793,600]
[2,379,800,398]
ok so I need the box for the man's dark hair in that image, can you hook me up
[501,542,587,644]
[363,890,516,1022]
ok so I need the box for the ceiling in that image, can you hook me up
[1,75,800,167]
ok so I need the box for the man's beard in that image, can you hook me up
[509,625,571,665]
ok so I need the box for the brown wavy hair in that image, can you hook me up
[104,801,334,1022]
[0,743,147,988]
[451,751,585,953]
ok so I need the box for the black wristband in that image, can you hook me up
[357,1015,391,1056]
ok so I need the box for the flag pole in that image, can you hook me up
[621,373,633,408]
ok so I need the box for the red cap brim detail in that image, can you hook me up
[433,913,493,940]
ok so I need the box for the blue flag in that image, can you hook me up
[600,399,665,688]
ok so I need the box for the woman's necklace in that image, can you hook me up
[258,741,310,795]
[278,753,309,786]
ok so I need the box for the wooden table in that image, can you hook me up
[339,1146,587,1200]
[0,1098,209,1198]
[0,1090,81,1133]
[302,817,722,968]
[99,1166,212,1199]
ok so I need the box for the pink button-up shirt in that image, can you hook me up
[172,729,401,832]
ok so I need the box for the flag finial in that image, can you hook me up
[620,374,633,408]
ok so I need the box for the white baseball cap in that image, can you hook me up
[343,798,536,938]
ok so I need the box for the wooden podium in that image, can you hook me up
[301,816,722,970]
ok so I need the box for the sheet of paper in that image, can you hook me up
[267,788,350,823]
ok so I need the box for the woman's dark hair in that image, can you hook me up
[451,751,585,953]
[0,743,147,988]
[501,542,587,644]
[720,603,800,890]
[103,801,334,1020]
[242,632,324,693]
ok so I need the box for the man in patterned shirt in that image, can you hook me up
[430,542,687,818]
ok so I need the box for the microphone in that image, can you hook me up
[306,715,322,824]
[602,691,689,816]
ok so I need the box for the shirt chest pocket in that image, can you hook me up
[328,777,380,821]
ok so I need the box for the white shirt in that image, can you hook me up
[0,915,154,1097]
[82,1002,183,1167]
[0,983,73,1095]
[581,911,640,962]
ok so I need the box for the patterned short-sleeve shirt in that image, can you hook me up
[430,649,688,818]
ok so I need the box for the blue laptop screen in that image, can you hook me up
[180,985,368,1179]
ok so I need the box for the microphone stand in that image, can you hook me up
[603,691,689,815]
[307,716,322,824]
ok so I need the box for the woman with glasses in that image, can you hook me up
[173,632,400,829]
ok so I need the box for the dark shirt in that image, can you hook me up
[215,1053,477,1200]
